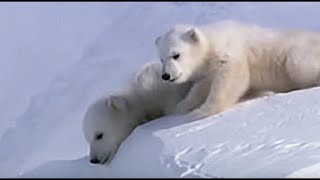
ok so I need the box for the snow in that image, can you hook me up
[1,2,320,178]
[18,87,320,178]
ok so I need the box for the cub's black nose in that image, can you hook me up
[162,73,170,81]
[90,158,100,164]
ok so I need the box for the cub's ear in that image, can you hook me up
[105,96,128,111]
[185,28,199,43]
[155,36,161,46]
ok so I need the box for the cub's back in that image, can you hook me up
[130,61,192,116]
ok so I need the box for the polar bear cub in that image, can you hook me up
[82,61,192,165]
[155,20,320,120]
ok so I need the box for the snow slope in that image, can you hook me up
[20,87,320,178]
[1,2,320,178]
[0,2,122,137]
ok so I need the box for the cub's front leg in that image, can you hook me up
[171,78,211,115]
[187,59,250,121]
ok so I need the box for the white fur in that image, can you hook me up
[155,20,320,120]
[82,61,192,165]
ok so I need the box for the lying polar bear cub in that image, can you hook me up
[155,20,320,120]
[82,61,193,165]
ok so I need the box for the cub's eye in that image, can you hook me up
[95,133,103,140]
[160,59,164,62]
[172,53,180,60]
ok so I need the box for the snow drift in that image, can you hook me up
[21,87,320,178]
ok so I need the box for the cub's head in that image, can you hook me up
[82,96,134,165]
[155,25,209,84]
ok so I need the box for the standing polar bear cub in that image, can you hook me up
[82,61,192,165]
[155,20,320,120]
